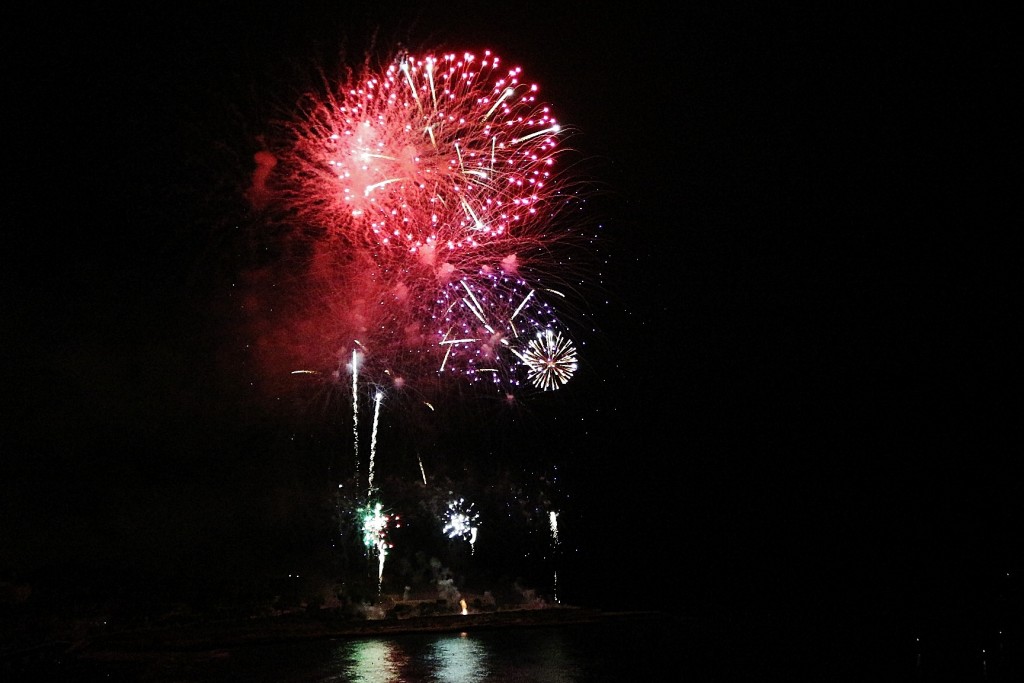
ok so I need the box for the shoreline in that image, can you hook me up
[65,605,677,662]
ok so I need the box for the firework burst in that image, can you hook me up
[442,497,481,548]
[279,50,567,262]
[359,500,394,552]
[432,267,577,393]
[513,328,578,391]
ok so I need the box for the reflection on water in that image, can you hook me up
[337,632,489,683]
[56,613,772,682]
[343,638,407,683]
[325,627,582,683]
[427,633,487,682]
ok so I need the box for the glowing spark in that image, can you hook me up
[439,337,480,346]
[510,289,535,320]
[512,123,561,144]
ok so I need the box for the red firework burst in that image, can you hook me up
[277,50,572,267]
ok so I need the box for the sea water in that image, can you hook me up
[16,610,1020,681]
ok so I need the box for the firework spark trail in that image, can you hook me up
[351,348,361,487]
[367,389,383,497]
[549,510,560,603]
[417,452,427,485]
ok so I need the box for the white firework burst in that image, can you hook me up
[514,328,578,391]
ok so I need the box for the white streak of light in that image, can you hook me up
[368,390,383,497]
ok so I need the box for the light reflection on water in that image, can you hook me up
[64,616,685,682]
[342,638,408,683]
[336,632,491,683]
[426,633,488,682]
[49,611,1022,681]
[321,627,582,683]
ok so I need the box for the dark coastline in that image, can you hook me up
[4,603,679,667]
[74,605,632,658]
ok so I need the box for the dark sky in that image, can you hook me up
[3,3,1017,622]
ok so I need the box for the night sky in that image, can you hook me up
[3,1,1017,635]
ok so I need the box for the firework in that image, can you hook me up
[286,252,579,405]
[237,42,599,605]
[512,328,578,391]
[359,501,391,547]
[442,497,481,553]
[249,45,593,406]
[432,267,576,393]
[280,49,568,262]
[359,500,398,591]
